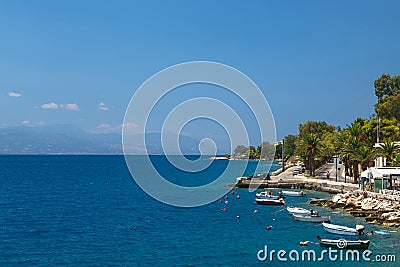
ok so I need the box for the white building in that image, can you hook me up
[373,141,400,167]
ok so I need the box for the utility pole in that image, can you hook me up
[281,139,285,172]
[334,156,338,182]
[377,117,380,143]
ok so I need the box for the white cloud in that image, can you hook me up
[99,102,109,111]
[21,120,30,124]
[40,102,79,111]
[121,122,139,129]
[60,103,79,111]
[8,91,22,97]
[41,102,58,109]
[96,123,112,129]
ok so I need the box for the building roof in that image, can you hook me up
[361,167,400,179]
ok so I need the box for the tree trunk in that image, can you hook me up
[310,153,315,177]
[353,161,359,183]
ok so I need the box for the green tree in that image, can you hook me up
[376,93,400,121]
[353,146,374,171]
[234,145,248,157]
[298,121,336,137]
[374,74,400,99]
[298,133,321,177]
[260,141,275,160]
[375,141,400,167]
[342,136,362,183]
[284,134,297,157]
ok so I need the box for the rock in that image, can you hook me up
[344,197,357,208]
[337,198,347,205]
[332,194,344,203]
[356,194,364,201]
[361,198,378,211]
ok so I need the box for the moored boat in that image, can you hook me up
[286,206,312,216]
[282,190,306,197]
[255,191,280,199]
[317,236,370,250]
[255,198,285,205]
[292,214,330,223]
[322,222,364,236]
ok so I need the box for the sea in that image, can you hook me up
[0,155,398,266]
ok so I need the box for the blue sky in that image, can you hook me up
[1,0,399,141]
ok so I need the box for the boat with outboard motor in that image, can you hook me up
[317,236,370,250]
[322,222,365,236]
[286,206,312,216]
[292,213,330,223]
[282,190,306,197]
[255,198,285,205]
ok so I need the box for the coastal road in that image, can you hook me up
[315,163,355,184]
[272,165,299,181]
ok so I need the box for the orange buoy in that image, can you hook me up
[225,195,229,199]
[231,191,235,195]
[219,199,223,203]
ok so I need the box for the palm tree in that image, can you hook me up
[353,146,374,171]
[346,122,364,141]
[342,136,362,183]
[375,141,400,166]
[299,133,321,177]
[393,154,400,167]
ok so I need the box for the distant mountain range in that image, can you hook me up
[0,125,225,155]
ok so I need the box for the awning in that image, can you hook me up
[361,167,400,179]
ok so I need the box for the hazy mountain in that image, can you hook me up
[0,125,219,155]
[0,125,122,154]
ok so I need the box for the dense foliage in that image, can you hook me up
[233,73,400,179]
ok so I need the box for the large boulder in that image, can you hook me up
[361,198,378,211]
[344,197,358,208]
[332,194,345,203]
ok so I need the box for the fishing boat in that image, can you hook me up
[286,206,312,216]
[317,236,370,250]
[282,190,306,197]
[255,191,280,199]
[255,198,285,205]
[292,214,330,223]
[322,222,365,236]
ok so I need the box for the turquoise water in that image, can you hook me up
[0,156,398,266]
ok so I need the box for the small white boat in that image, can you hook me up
[255,198,285,205]
[255,191,280,199]
[282,190,306,197]
[292,214,330,223]
[322,222,364,236]
[286,206,312,216]
[374,230,390,235]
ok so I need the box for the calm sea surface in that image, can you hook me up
[0,156,398,266]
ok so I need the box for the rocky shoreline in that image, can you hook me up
[310,190,400,228]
